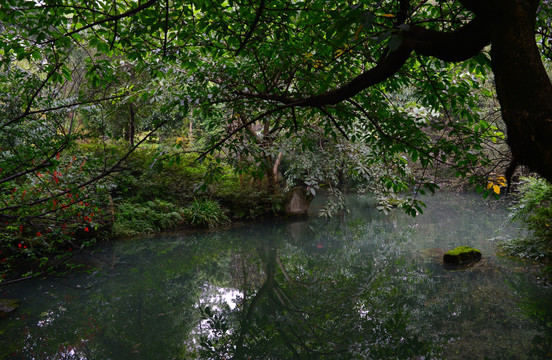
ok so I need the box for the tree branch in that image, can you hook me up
[236,0,267,55]
[317,106,349,140]
[235,17,491,108]
[0,63,63,130]
[404,16,491,61]
[3,95,125,129]
[0,139,69,185]
[44,0,159,43]
[197,103,299,160]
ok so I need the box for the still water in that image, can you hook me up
[1,193,551,359]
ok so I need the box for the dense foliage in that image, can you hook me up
[502,177,552,263]
[0,141,281,280]
[2,0,552,280]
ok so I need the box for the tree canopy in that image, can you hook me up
[1,0,552,204]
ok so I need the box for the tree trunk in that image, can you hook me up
[264,155,277,192]
[128,103,136,147]
[273,151,283,186]
[491,0,552,182]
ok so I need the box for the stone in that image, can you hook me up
[0,299,21,316]
[285,187,314,216]
[443,246,482,265]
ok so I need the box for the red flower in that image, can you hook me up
[18,243,22,249]
[84,227,89,232]
[36,232,42,237]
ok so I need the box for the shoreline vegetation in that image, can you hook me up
[1,137,551,284]
[0,140,289,283]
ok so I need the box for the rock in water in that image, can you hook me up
[285,187,314,216]
[0,299,21,316]
[443,246,482,265]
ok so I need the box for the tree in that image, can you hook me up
[1,0,551,205]
[214,0,552,184]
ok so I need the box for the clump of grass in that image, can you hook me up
[182,199,230,229]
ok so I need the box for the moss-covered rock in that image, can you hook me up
[443,246,482,265]
[0,299,21,316]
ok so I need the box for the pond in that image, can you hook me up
[1,192,551,359]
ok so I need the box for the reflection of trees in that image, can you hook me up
[198,195,552,360]
[3,233,231,360]
[510,276,552,359]
[199,225,436,359]
[4,194,552,359]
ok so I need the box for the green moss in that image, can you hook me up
[445,246,481,256]
[443,246,482,265]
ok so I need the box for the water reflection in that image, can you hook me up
[0,193,551,359]
[193,234,436,359]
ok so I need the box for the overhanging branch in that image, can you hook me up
[236,16,491,108]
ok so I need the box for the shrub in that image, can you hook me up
[113,199,185,237]
[503,176,552,261]
[0,152,106,281]
[182,199,230,229]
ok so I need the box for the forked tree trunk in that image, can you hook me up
[491,0,552,182]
